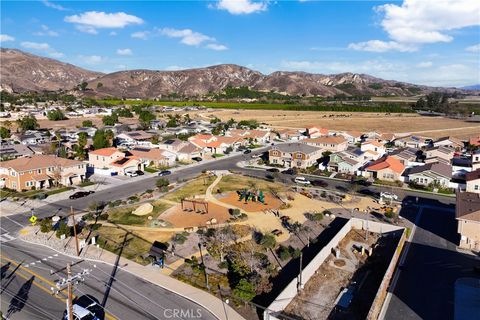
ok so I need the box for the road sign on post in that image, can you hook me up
[29,215,37,225]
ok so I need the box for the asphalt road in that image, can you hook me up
[0,239,217,320]
[383,204,480,320]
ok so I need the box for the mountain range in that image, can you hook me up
[0,48,472,99]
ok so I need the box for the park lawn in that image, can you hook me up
[212,153,224,158]
[106,200,173,226]
[144,167,158,173]
[163,175,216,203]
[0,186,74,199]
[216,174,284,193]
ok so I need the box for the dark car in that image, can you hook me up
[336,185,349,192]
[64,294,104,320]
[69,191,94,200]
[311,179,328,187]
[135,170,144,176]
[158,170,172,177]
[243,149,252,154]
[352,179,372,186]
[266,168,280,173]
[265,174,275,181]
[358,188,380,198]
[281,168,297,175]
[192,157,203,162]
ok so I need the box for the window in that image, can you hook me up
[37,169,41,174]
[475,185,479,191]
[297,161,302,167]
[26,181,33,187]
[296,153,302,159]
[10,171,16,177]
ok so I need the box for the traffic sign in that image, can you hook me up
[29,215,37,225]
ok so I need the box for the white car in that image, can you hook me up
[125,171,138,177]
[380,192,399,200]
[294,176,311,185]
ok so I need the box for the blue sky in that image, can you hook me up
[1,0,479,87]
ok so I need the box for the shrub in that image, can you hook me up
[55,222,70,238]
[259,233,276,249]
[39,218,53,233]
[172,232,188,244]
[98,213,109,220]
[277,245,291,261]
[232,279,256,301]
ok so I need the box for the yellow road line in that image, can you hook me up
[1,255,116,320]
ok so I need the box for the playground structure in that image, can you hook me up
[181,198,209,214]
[237,189,265,204]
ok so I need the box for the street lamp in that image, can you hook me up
[198,242,209,290]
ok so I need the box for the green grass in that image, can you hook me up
[45,186,74,196]
[163,175,216,203]
[144,167,158,173]
[212,154,224,158]
[1,186,74,199]
[78,180,95,187]
[106,200,172,226]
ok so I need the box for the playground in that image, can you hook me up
[216,190,283,212]
[160,201,231,228]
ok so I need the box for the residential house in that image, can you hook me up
[189,134,244,154]
[466,170,480,193]
[456,192,480,251]
[424,146,455,164]
[328,147,368,174]
[11,130,50,145]
[0,144,34,160]
[116,131,155,148]
[150,119,167,130]
[340,131,364,144]
[406,162,452,187]
[88,147,143,175]
[158,139,203,161]
[361,141,386,160]
[0,155,86,191]
[268,143,323,169]
[468,136,480,147]
[364,156,405,182]
[226,129,271,144]
[128,148,175,168]
[472,150,480,171]
[302,136,348,152]
[275,128,304,141]
[389,148,419,166]
[433,136,464,151]
[394,135,431,149]
[305,125,328,138]
[378,133,396,144]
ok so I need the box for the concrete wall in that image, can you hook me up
[263,218,404,320]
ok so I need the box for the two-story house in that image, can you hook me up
[268,143,322,169]
[364,156,405,182]
[466,169,480,193]
[302,136,348,153]
[0,155,86,191]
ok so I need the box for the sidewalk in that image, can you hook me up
[19,228,245,320]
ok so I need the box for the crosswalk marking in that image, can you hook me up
[0,233,15,242]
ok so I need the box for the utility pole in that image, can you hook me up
[198,242,209,290]
[66,264,73,320]
[298,252,303,292]
[71,207,80,256]
[51,263,90,320]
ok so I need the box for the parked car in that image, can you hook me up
[158,170,172,176]
[380,192,399,200]
[135,170,144,176]
[294,176,311,185]
[359,188,380,198]
[311,179,328,187]
[352,179,372,186]
[64,295,103,320]
[69,191,94,200]
[265,174,275,181]
[266,168,280,173]
[243,149,252,154]
[126,171,138,177]
[281,168,297,175]
[192,157,203,162]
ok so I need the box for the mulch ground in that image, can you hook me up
[215,191,283,212]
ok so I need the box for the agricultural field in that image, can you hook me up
[203,109,480,139]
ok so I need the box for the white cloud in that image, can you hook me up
[160,28,214,46]
[215,0,268,15]
[33,25,59,37]
[348,40,417,52]
[131,31,149,40]
[0,34,15,42]
[42,0,68,11]
[377,0,480,44]
[20,41,64,58]
[205,43,228,51]
[416,61,433,68]
[465,43,480,53]
[165,65,185,71]
[78,55,104,65]
[116,48,133,56]
[109,31,117,36]
[65,11,143,34]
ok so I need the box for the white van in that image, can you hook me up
[294,176,311,185]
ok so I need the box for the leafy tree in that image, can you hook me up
[156,178,170,191]
[81,120,94,127]
[115,108,133,118]
[138,110,155,124]
[96,82,103,89]
[92,129,111,150]
[0,126,11,139]
[210,117,221,124]
[74,132,88,160]
[79,81,88,91]
[415,97,426,109]
[277,245,292,261]
[211,124,223,135]
[39,218,53,233]
[259,233,276,249]
[238,119,259,129]
[47,110,67,121]
[232,279,256,301]
[102,114,118,126]
[56,221,71,238]
[166,118,177,128]
[16,115,39,131]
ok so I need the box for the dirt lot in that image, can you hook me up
[0,116,139,131]
[160,201,230,228]
[205,109,480,139]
